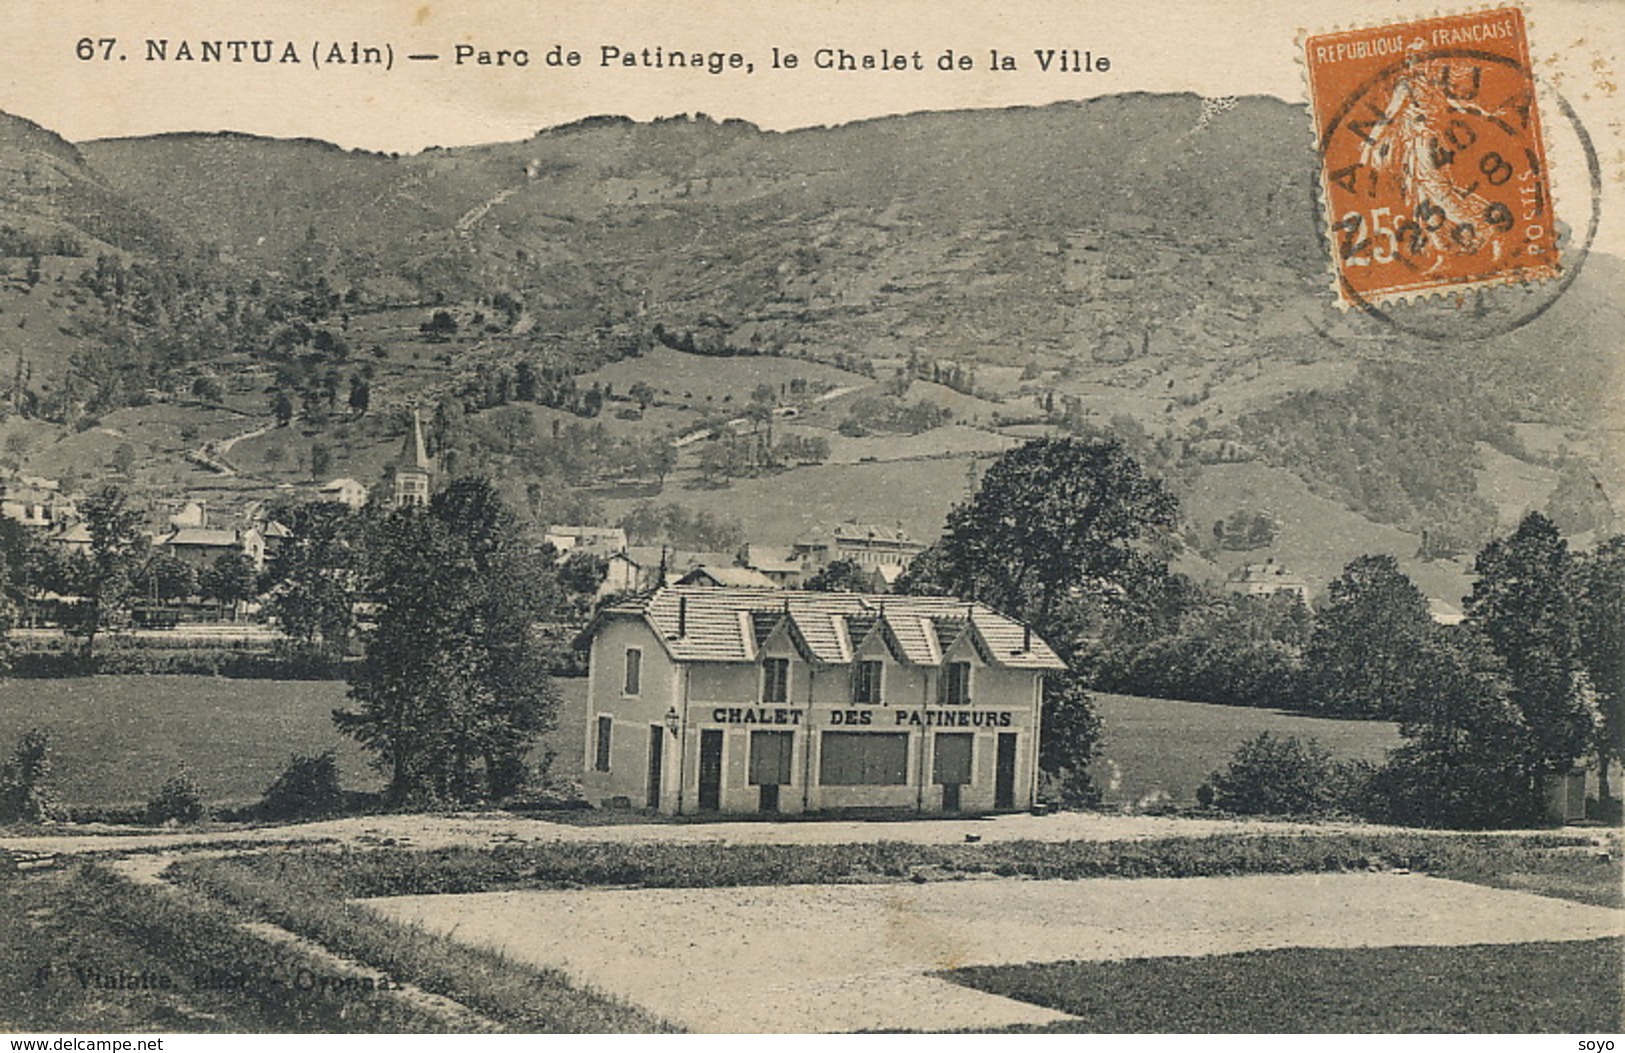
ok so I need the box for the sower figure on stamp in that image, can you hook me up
[1359,43,1517,273]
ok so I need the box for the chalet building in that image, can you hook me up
[388,410,433,509]
[578,586,1064,816]
[1225,559,1310,602]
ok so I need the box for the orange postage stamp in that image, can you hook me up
[1304,7,1559,308]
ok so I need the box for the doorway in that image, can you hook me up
[646,725,664,810]
[698,729,723,812]
[933,732,973,812]
[995,732,1018,810]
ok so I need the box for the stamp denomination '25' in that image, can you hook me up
[1305,7,1559,307]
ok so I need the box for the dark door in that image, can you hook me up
[646,725,664,810]
[698,729,724,811]
[995,732,1018,810]
[933,733,974,812]
[749,730,793,814]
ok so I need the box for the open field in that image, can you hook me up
[1089,692,1400,807]
[0,666,1394,826]
[0,674,1392,812]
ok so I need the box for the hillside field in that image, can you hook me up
[0,676,1396,813]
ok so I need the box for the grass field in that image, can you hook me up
[0,675,1394,813]
[947,939,1624,1033]
[1089,692,1400,808]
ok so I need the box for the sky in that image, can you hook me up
[3,0,1622,251]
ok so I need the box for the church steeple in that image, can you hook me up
[390,408,433,508]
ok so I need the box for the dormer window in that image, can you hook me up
[852,659,883,704]
[762,657,790,704]
[942,661,972,705]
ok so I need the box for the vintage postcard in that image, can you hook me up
[0,0,1620,1039]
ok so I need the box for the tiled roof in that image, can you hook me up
[163,528,242,548]
[594,586,1065,670]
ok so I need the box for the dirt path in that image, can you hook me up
[3,811,1613,859]
[367,873,1625,1033]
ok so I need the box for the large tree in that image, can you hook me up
[262,502,365,654]
[66,485,148,656]
[1463,512,1595,782]
[911,437,1178,655]
[336,478,560,804]
[1304,554,1435,717]
[1572,535,1624,810]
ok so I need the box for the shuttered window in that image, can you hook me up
[749,730,794,786]
[852,660,883,704]
[942,661,972,705]
[594,715,613,772]
[819,732,908,785]
[623,649,642,695]
[762,657,790,704]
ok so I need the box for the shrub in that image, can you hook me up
[257,751,344,820]
[1203,732,1362,817]
[0,728,63,823]
[145,767,207,824]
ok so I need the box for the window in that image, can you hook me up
[942,661,973,705]
[595,715,613,772]
[852,660,883,704]
[762,657,789,704]
[819,732,909,785]
[749,730,794,786]
[623,648,642,695]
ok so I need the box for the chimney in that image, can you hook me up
[1023,624,1032,652]
[677,595,688,637]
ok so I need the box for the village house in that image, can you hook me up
[317,477,370,509]
[545,524,629,558]
[1225,558,1311,602]
[157,526,267,571]
[578,586,1064,816]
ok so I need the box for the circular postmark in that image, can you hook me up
[1308,41,1602,341]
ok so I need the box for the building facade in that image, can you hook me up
[579,586,1065,816]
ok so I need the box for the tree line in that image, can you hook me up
[897,437,1622,826]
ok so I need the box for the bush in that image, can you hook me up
[1202,733,1363,817]
[0,728,63,823]
[1363,743,1548,829]
[145,767,207,824]
[257,751,344,820]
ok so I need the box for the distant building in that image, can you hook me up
[599,547,738,598]
[793,522,927,576]
[577,586,1064,816]
[1226,559,1310,602]
[675,564,778,589]
[2,476,73,530]
[318,478,369,509]
[168,501,209,529]
[388,410,434,509]
[738,543,804,588]
[158,527,266,571]
[546,525,628,558]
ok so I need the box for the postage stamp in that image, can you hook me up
[1304,7,1560,308]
